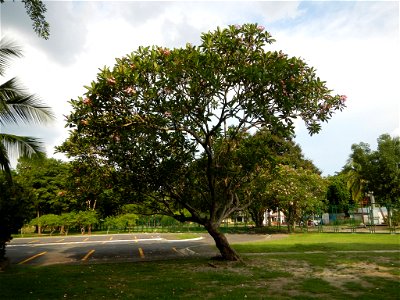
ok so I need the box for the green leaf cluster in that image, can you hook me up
[15,155,69,216]
[29,211,99,235]
[0,173,31,260]
[0,0,50,39]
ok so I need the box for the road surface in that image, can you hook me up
[6,233,271,266]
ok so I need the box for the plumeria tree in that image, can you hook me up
[246,132,320,228]
[265,164,327,232]
[59,24,346,260]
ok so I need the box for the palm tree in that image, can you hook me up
[345,161,366,203]
[0,38,54,180]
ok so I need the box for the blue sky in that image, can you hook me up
[1,1,399,175]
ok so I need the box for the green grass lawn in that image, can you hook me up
[1,233,399,299]
[234,233,400,252]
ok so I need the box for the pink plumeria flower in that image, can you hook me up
[107,77,116,85]
[257,25,265,31]
[124,86,136,95]
[159,48,171,56]
[83,98,92,105]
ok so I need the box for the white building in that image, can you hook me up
[263,209,286,226]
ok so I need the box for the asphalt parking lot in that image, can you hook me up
[6,233,275,266]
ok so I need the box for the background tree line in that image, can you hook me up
[5,133,398,235]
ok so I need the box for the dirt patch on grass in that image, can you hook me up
[192,254,399,299]
[320,262,398,285]
[316,261,398,298]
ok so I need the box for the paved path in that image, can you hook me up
[6,233,273,266]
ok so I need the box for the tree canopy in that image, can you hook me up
[246,132,322,227]
[265,164,327,232]
[326,173,352,216]
[343,134,400,207]
[62,158,123,218]
[15,155,69,216]
[59,24,346,260]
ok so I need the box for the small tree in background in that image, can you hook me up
[60,212,77,235]
[264,165,327,232]
[343,134,400,226]
[15,155,69,234]
[246,132,320,228]
[326,174,352,217]
[29,213,60,235]
[75,211,98,234]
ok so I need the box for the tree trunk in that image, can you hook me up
[205,223,241,261]
[36,210,42,235]
[387,206,392,228]
[248,207,264,227]
[256,210,265,228]
[286,204,296,233]
[287,222,295,233]
[0,239,6,261]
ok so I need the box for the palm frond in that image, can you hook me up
[0,77,55,125]
[345,161,366,202]
[0,38,22,76]
[0,38,52,182]
[0,133,45,161]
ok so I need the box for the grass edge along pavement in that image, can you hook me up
[233,232,400,253]
[0,233,399,299]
